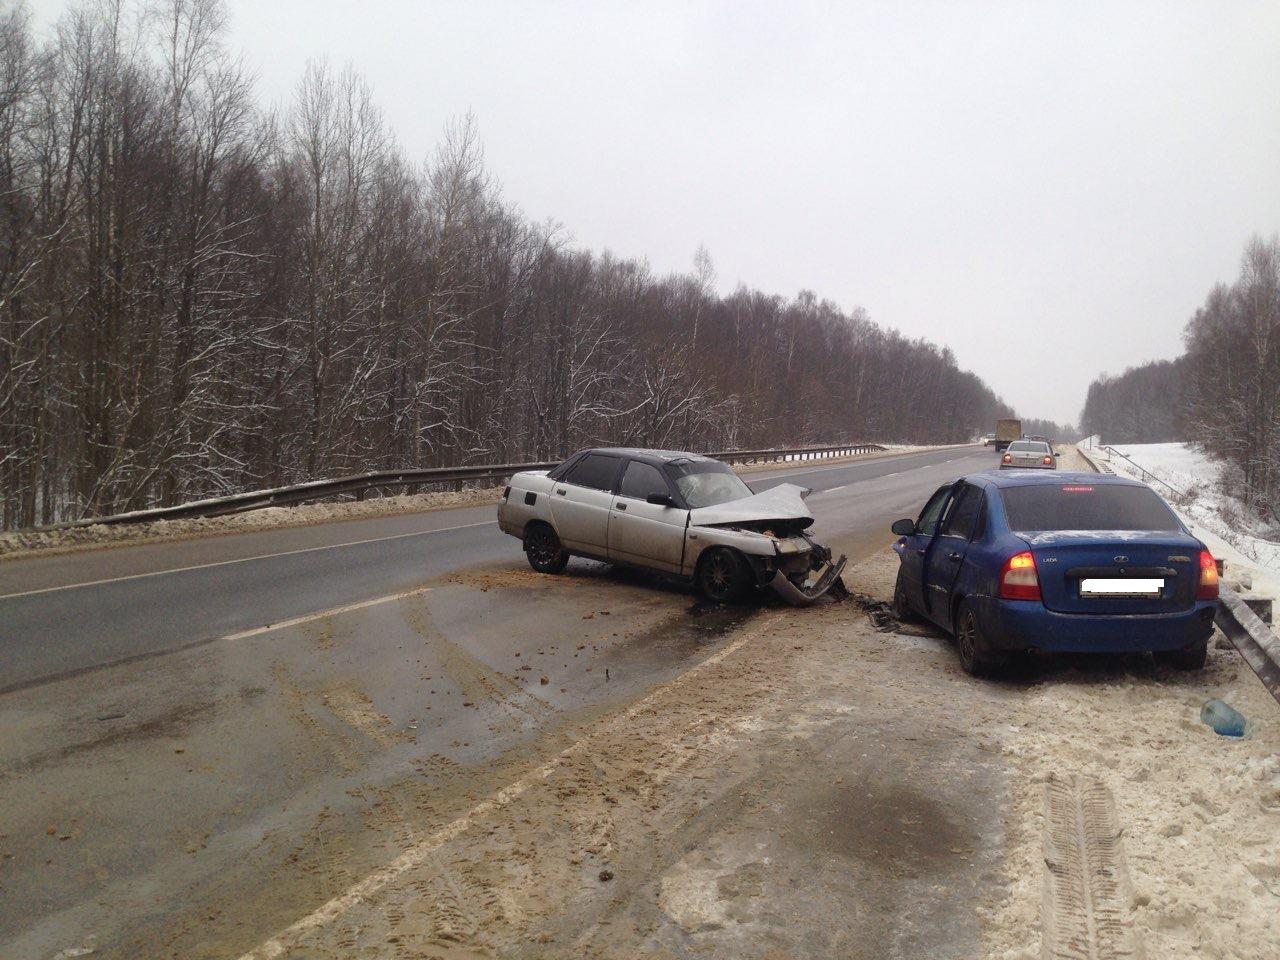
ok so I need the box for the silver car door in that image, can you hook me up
[548,453,621,553]
[608,460,687,572]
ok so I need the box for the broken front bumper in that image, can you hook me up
[767,553,848,606]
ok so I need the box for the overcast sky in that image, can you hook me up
[27,0,1280,422]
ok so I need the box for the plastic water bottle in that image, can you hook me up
[1200,699,1249,738]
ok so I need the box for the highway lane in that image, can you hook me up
[0,443,995,960]
[0,445,991,692]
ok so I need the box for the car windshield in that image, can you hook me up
[1000,484,1180,532]
[1008,441,1048,453]
[667,460,753,509]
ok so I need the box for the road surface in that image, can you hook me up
[0,445,995,960]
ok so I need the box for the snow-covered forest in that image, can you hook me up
[0,0,1013,530]
[1081,235,1280,522]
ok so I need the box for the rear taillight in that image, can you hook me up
[1000,550,1041,600]
[1196,549,1219,600]
[1042,456,1052,465]
[1002,453,1012,464]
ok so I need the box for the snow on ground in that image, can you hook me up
[991,646,1280,960]
[850,551,1280,960]
[1093,442,1280,600]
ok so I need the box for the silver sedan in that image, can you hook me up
[999,440,1058,469]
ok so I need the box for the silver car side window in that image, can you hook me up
[561,454,620,492]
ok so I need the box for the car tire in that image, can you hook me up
[1154,638,1208,671]
[954,601,1006,677]
[893,569,918,622]
[524,522,569,574]
[697,548,751,603]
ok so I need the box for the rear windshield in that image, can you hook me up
[1000,484,1179,532]
[666,460,752,509]
[1008,441,1048,453]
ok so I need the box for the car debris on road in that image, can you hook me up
[497,447,848,605]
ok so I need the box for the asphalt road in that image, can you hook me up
[0,445,991,693]
[0,444,996,960]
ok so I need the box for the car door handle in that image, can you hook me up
[556,488,566,496]
[948,551,962,562]
[616,502,627,511]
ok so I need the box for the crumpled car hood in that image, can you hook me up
[688,483,814,529]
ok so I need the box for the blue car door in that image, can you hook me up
[898,484,954,614]
[922,481,983,630]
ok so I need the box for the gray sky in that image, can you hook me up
[28,0,1280,423]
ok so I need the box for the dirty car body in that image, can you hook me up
[497,448,847,604]
[890,471,1218,675]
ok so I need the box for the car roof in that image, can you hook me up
[970,470,1145,489]
[580,447,718,468]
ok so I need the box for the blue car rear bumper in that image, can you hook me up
[987,599,1217,653]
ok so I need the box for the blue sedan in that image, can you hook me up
[890,471,1219,676]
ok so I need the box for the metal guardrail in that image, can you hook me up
[1216,588,1280,706]
[1100,446,1189,500]
[32,443,887,532]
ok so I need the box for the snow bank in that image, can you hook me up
[0,486,505,560]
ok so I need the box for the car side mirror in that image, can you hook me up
[646,492,675,507]
[891,518,916,536]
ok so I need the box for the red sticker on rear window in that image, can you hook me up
[1061,485,1094,493]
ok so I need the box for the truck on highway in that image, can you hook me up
[994,418,1022,451]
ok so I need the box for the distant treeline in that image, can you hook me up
[1080,359,1187,444]
[0,1,1019,529]
[1081,236,1279,517]
[1020,418,1080,442]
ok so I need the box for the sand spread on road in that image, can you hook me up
[237,548,1279,960]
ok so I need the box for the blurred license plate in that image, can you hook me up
[1080,578,1163,597]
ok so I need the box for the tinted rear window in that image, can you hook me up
[1000,484,1179,532]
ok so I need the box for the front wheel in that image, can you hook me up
[1154,638,1208,671]
[954,601,1006,677]
[524,523,569,574]
[892,569,918,622]
[697,548,751,603]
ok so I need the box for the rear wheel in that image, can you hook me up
[524,523,569,574]
[697,548,751,603]
[954,601,1006,677]
[892,569,918,622]
[1154,637,1208,671]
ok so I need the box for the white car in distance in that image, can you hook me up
[497,448,847,604]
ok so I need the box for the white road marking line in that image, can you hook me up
[222,587,434,641]
[236,611,783,960]
[811,484,847,496]
[0,521,495,601]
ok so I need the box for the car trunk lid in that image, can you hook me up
[1020,530,1201,614]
